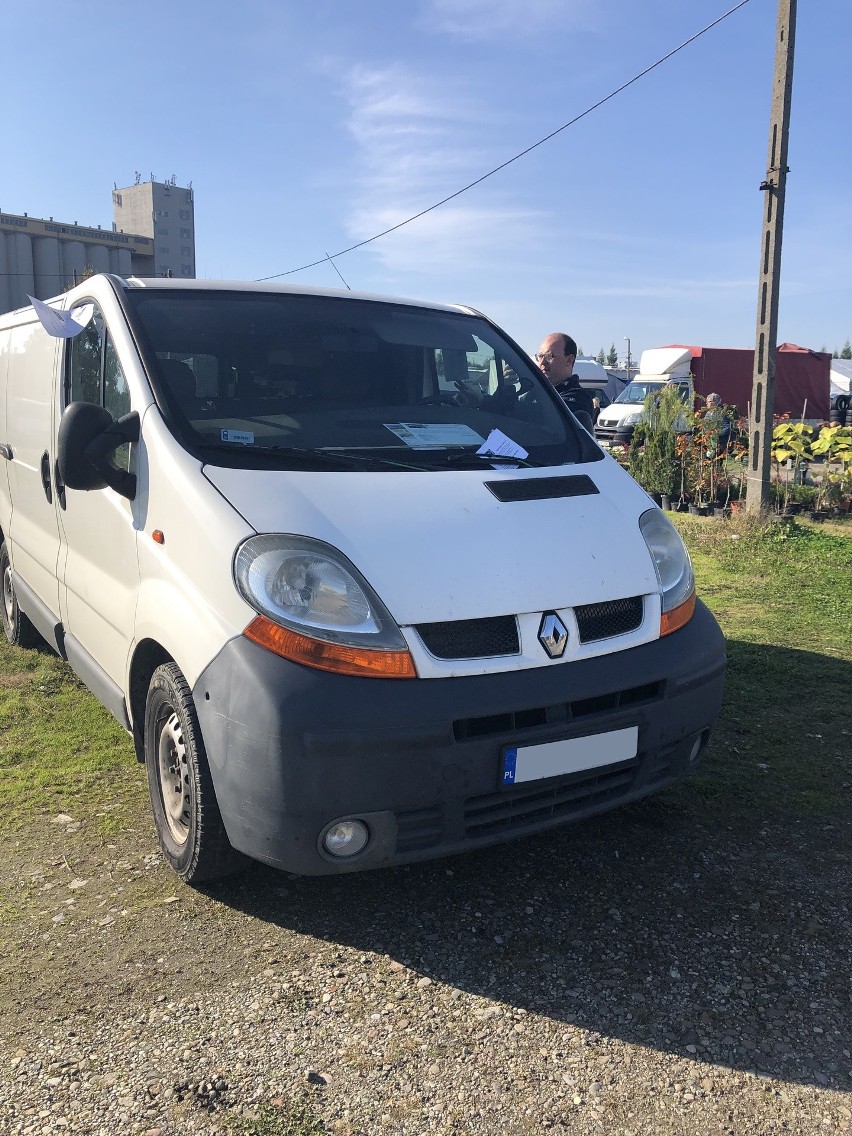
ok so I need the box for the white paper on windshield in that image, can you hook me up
[384,423,486,449]
[476,429,529,460]
[27,295,90,339]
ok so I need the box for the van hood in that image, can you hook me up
[203,461,659,625]
[599,402,642,425]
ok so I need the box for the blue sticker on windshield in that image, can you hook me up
[221,429,254,445]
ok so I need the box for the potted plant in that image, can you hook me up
[810,425,852,519]
[627,386,687,505]
[770,421,814,515]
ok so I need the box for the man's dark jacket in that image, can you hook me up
[554,375,596,420]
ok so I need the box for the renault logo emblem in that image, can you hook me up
[538,612,568,658]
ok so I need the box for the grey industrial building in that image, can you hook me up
[0,177,196,317]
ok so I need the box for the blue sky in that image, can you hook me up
[2,0,849,362]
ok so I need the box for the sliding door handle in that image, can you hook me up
[40,451,53,504]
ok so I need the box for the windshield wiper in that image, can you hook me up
[197,442,426,472]
[436,449,544,469]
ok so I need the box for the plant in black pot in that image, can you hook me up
[627,385,686,506]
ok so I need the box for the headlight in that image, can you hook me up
[639,509,695,634]
[622,412,642,426]
[234,535,407,651]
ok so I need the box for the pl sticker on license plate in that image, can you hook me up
[502,726,638,786]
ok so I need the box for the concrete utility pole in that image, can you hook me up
[746,0,797,515]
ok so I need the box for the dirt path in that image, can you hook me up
[1,781,850,1135]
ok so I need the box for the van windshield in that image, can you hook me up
[614,381,665,404]
[615,380,692,406]
[123,290,598,471]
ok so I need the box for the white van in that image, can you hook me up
[0,276,725,884]
[595,348,695,446]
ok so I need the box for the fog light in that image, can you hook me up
[322,819,369,858]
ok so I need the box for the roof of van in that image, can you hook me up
[121,276,478,317]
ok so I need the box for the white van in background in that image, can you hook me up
[0,277,726,884]
[574,358,628,405]
[595,348,694,446]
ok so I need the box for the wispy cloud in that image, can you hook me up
[347,204,546,273]
[419,0,603,43]
[341,64,548,274]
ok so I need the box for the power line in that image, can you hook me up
[257,0,752,282]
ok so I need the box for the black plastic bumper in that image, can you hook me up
[594,426,635,446]
[193,600,725,875]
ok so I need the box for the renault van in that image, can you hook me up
[0,276,726,883]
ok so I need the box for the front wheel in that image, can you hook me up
[0,541,41,648]
[144,662,245,884]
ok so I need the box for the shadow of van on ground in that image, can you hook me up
[211,641,851,1093]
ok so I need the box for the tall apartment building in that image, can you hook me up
[113,178,196,280]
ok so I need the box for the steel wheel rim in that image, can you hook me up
[3,563,15,629]
[157,709,190,845]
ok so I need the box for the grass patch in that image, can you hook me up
[669,514,852,823]
[0,641,140,829]
[228,1100,326,1136]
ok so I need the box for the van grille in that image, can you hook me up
[415,616,519,660]
[453,681,662,742]
[575,596,643,642]
[464,761,637,837]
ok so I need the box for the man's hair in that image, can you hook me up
[557,333,577,359]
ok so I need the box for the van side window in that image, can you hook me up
[68,315,103,405]
[104,337,130,420]
[66,305,132,471]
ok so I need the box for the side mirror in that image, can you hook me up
[57,402,140,501]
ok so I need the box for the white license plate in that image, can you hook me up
[502,726,638,786]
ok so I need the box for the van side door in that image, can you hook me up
[57,304,140,720]
[4,318,64,650]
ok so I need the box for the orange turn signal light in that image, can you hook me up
[244,615,417,678]
[660,592,696,638]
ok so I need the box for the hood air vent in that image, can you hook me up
[484,475,599,503]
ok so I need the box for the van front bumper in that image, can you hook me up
[594,423,635,446]
[193,600,725,875]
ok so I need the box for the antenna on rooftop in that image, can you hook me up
[325,251,351,291]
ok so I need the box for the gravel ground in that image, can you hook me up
[1,792,850,1136]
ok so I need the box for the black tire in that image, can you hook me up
[0,541,42,649]
[144,662,245,884]
[836,394,850,413]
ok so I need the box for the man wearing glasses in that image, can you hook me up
[535,333,596,427]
